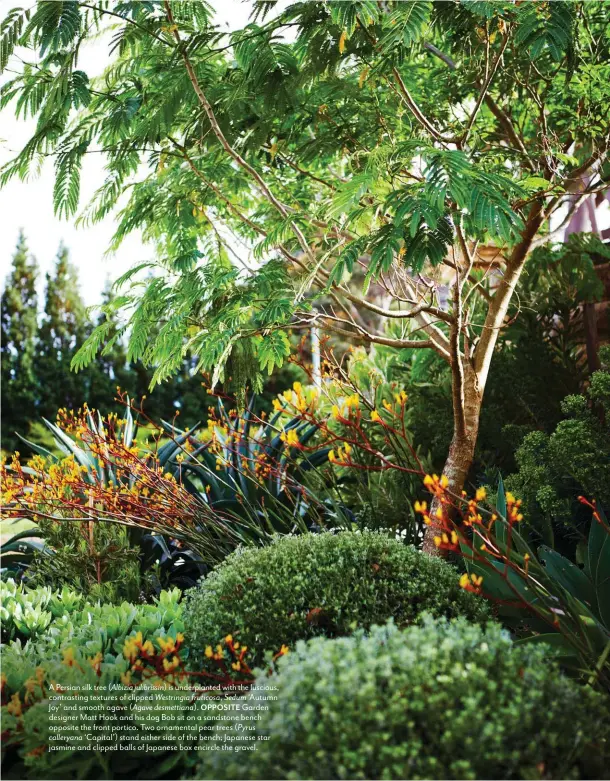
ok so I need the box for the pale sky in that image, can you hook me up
[0,0,270,306]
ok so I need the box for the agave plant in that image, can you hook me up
[1,404,208,592]
[455,479,610,692]
[160,397,343,536]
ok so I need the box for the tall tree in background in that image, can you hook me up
[36,244,88,419]
[84,282,134,411]
[1,231,38,451]
[0,240,213,446]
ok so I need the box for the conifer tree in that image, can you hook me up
[36,244,88,419]
[85,282,134,411]
[1,231,39,451]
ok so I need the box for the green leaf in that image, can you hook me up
[539,545,596,614]
[257,330,291,375]
[586,506,610,628]
[495,475,508,547]
[515,2,575,62]
[514,632,578,660]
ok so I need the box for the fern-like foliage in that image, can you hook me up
[2,0,607,396]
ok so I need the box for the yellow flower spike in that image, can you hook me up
[433,536,442,547]
[141,640,154,656]
[328,450,336,463]
[370,410,381,422]
[162,656,180,672]
[24,677,37,695]
[331,404,341,420]
[505,491,516,505]
[176,633,184,644]
[231,661,241,671]
[475,487,487,502]
[343,443,352,455]
[423,474,434,488]
[451,531,458,545]
[293,381,303,394]
[440,475,449,489]
[7,693,22,717]
[283,389,293,403]
[284,429,300,447]
[87,652,103,671]
[435,506,444,519]
[414,500,427,513]
[205,646,214,659]
[272,399,283,412]
[225,635,233,644]
[62,648,77,668]
[459,573,470,590]
[279,644,289,655]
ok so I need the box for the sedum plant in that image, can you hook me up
[197,617,609,781]
[184,530,489,668]
[0,581,211,779]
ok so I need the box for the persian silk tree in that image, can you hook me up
[1,1,608,551]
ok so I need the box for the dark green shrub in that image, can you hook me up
[184,531,489,667]
[506,347,610,555]
[197,618,610,781]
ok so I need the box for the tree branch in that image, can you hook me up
[473,203,544,387]
[461,33,510,146]
[164,1,316,268]
[308,313,435,351]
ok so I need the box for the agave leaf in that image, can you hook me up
[1,539,47,555]
[179,461,224,503]
[123,401,135,449]
[539,545,596,615]
[514,632,579,659]
[41,418,97,481]
[586,505,610,628]
[0,527,42,544]
[157,422,202,465]
[15,433,60,463]
[495,475,508,547]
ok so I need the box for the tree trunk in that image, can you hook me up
[422,363,482,555]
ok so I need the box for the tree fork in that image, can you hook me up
[422,205,545,556]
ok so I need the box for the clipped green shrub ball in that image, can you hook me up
[185,530,489,666]
[196,618,609,780]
